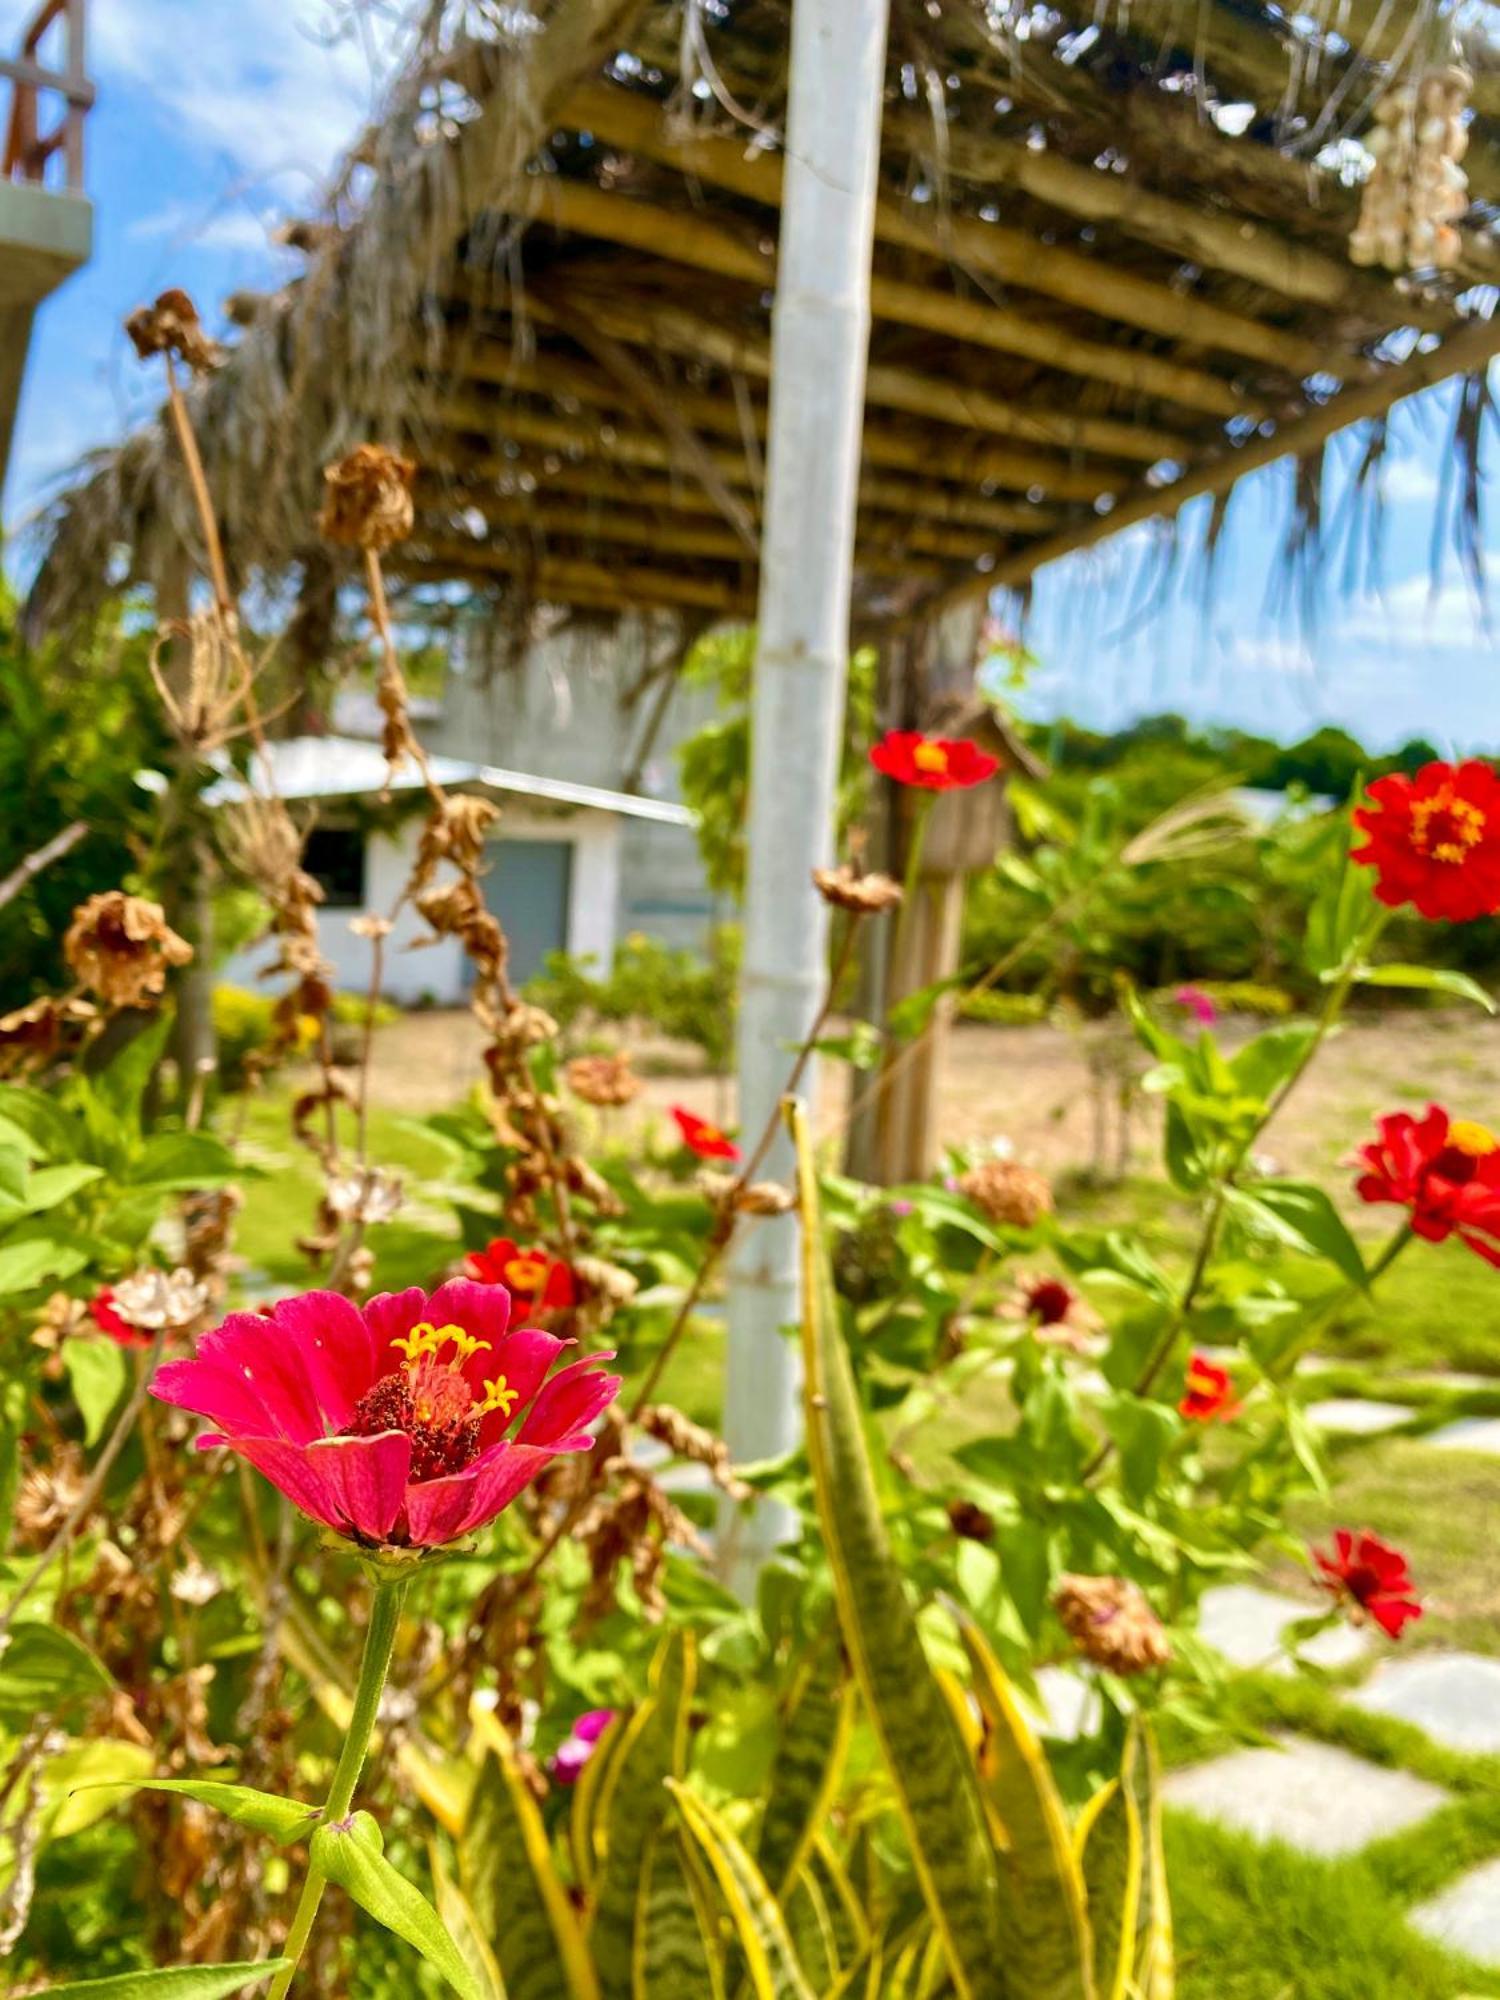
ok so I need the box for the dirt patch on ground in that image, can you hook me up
[352,1004,1500,1181]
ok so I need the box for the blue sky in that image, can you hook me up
[3,0,1496,755]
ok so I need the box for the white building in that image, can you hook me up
[209,735,698,1004]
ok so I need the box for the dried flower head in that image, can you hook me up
[571,1254,640,1310]
[0,994,95,1077]
[318,444,417,551]
[64,893,192,1008]
[414,793,502,886]
[109,1267,212,1335]
[325,1167,405,1227]
[636,1403,751,1499]
[957,1158,1053,1230]
[181,1186,243,1282]
[1054,1573,1171,1676]
[696,1169,795,1218]
[947,1498,996,1542]
[812,864,904,915]
[124,288,219,374]
[564,1051,641,1108]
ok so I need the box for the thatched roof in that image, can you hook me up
[24,0,1500,638]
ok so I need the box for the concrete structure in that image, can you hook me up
[207,735,697,1004]
[1,0,93,502]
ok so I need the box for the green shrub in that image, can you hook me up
[526,926,740,1071]
[213,984,398,1087]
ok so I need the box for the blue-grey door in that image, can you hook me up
[471,839,574,987]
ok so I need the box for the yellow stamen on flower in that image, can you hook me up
[1449,1120,1499,1158]
[912,740,950,775]
[392,1320,491,1365]
[478,1375,518,1418]
[1410,789,1487,866]
[503,1255,548,1293]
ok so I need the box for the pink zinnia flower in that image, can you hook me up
[1173,984,1218,1026]
[149,1281,620,1550]
[549,1707,615,1786]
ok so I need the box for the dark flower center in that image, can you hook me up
[346,1322,518,1483]
[1026,1277,1075,1325]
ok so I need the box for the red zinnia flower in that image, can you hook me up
[149,1281,620,1550]
[869,730,1001,793]
[672,1106,740,1161]
[1352,760,1500,923]
[1354,1104,1500,1267]
[1314,1528,1422,1639]
[90,1287,151,1350]
[465,1238,576,1314]
[1178,1351,1240,1423]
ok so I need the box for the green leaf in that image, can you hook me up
[1076,1739,1143,2000]
[62,1335,129,1446]
[957,1616,1092,2000]
[1226,1180,1367,1290]
[1226,1022,1319,1105]
[0,1085,78,1159]
[93,1013,172,1123]
[313,1813,482,1999]
[789,1103,1004,2000]
[431,1842,506,2000]
[0,1372,27,1551]
[1101,1395,1180,1505]
[669,1781,814,2000]
[0,1141,27,1203]
[0,1622,113,1724]
[634,1827,724,1999]
[0,1234,89,1294]
[75,1777,321,1844]
[463,1727,600,2000]
[32,1964,289,1998]
[21,1162,106,1213]
[1351,962,1497,1013]
[131,1130,240,1189]
[591,1630,696,2000]
[756,1635,852,1898]
[1304,838,1374,977]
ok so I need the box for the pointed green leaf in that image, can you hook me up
[463,1731,600,2000]
[783,1868,840,1991]
[74,1777,320,1844]
[756,1635,852,1898]
[0,1234,89,1294]
[569,1706,626,1891]
[590,1629,696,2000]
[431,1841,507,2000]
[789,1103,1004,2000]
[957,1617,1092,2000]
[1135,1728,1174,1999]
[633,1827,724,1999]
[668,1780,813,2000]
[62,1334,129,1446]
[1225,1180,1367,1290]
[33,1966,288,1998]
[0,1621,112,1723]
[0,1141,28,1204]
[19,1162,105,1213]
[131,1130,239,1189]
[1350,962,1496,1013]
[1076,1755,1142,2000]
[312,1815,481,1999]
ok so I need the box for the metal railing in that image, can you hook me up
[2,0,92,192]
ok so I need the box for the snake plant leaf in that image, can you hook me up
[783,1867,841,1990]
[668,1779,815,2000]
[956,1614,1093,2000]
[34,1969,290,1998]
[590,1628,697,2000]
[1075,1765,1141,2000]
[570,1707,626,1891]
[789,1101,1005,2000]
[463,1728,601,2000]
[1135,1728,1174,2000]
[312,1817,481,2000]
[808,1834,868,1965]
[633,1826,725,1999]
[431,1840,506,2000]
[756,1634,853,1899]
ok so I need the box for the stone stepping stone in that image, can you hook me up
[1197,1583,1369,1672]
[1425,1417,1500,1455]
[1305,1397,1415,1435]
[1351,1652,1500,1753]
[1162,1735,1448,1856]
[1405,1370,1498,1391]
[1410,1856,1500,1966]
[1029,1667,1101,1743]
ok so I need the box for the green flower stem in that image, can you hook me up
[267,1577,407,1999]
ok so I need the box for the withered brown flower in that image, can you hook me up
[318,444,417,552]
[812,864,904,915]
[696,1169,795,1218]
[1054,1573,1171,1676]
[414,793,502,887]
[63,893,192,1009]
[0,994,95,1076]
[564,1051,641,1108]
[124,287,219,374]
[947,1498,996,1543]
[957,1158,1054,1230]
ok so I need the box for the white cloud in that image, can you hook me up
[1341,573,1491,652]
[1376,457,1441,506]
[127,200,278,255]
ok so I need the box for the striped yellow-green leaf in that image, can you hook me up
[633,1826,725,1999]
[570,1707,626,1891]
[668,1779,815,2000]
[1134,1728,1174,2000]
[1075,1766,1141,2000]
[783,1867,840,1990]
[957,1615,1093,2000]
[431,1840,506,2000]
[462,1723,600,2000]
[808,1835,868,1966]
[789,1102,1005,2000]
[757,1634,853,1899]
[590,1628,697,1999]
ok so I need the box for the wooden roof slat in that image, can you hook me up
[504,174,1259,419]
[400,536,753,613]
[560,78,1333,377]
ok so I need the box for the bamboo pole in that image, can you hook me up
[509,175,1255,418]
[399,535,748,612]
[721,0,891,1595]
[557,78,1328,374]
[523,286,1192,462]
[921,306,1500,611]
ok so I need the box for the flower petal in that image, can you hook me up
[153,1306,325,1443]
[305,1431,412,1541]
[273,1291,376,1430]
[403,1439,559,1546]
[222,1436,349,1531]
[425,1276,513,1350]
[518,1354,621,1447]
